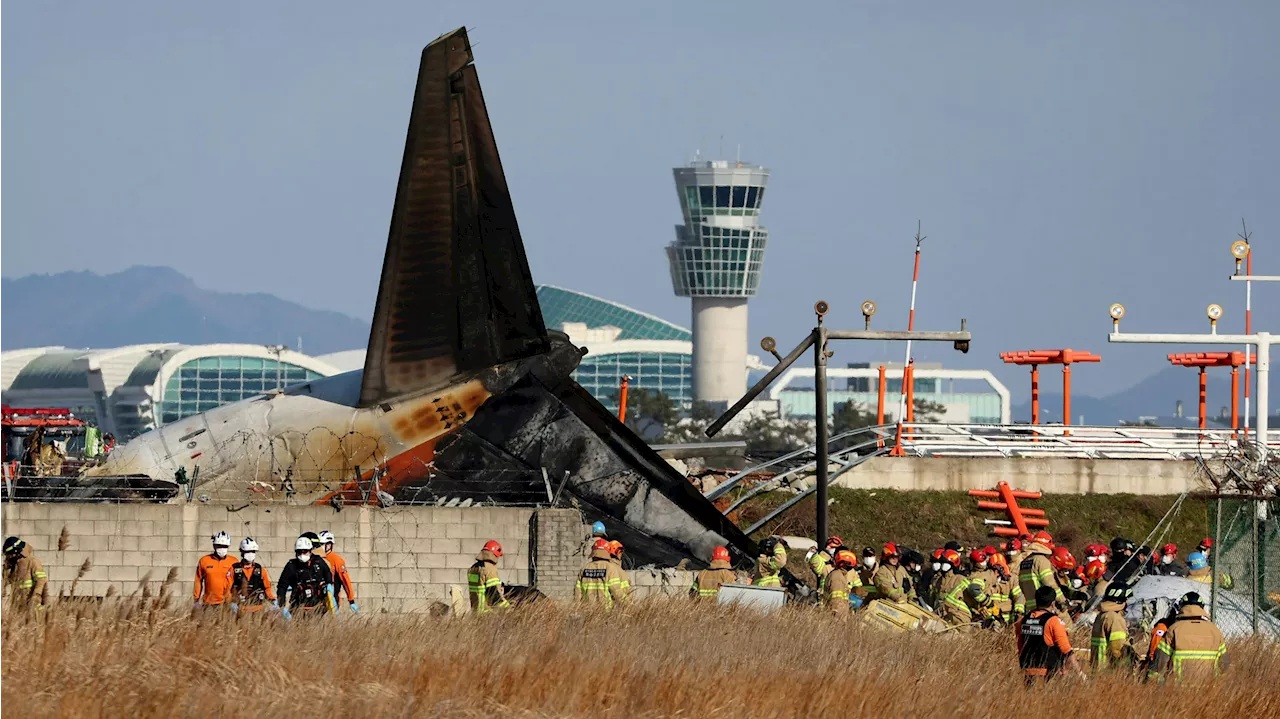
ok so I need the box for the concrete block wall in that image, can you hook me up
[831,456,1206,495]
[1,503,548,613]
[529,508,587,601]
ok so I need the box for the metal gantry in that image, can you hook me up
[705,301,971,542]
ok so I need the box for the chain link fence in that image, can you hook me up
[1209,496,1280,635]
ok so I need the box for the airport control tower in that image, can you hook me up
[666,159,770,405]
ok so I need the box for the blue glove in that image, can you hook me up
[230,603,239,613]
[349,602,359,615]
[192,601,202,609]
[281,606,292,621]
[849,595,865,610]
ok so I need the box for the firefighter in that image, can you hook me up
[963,548,999,626]
[318,530,358,614]
[1051,547,1087,615]
[230,537,276,613]
[1186,539,1213,584]
[900,549,926,601]
[938,549,974,629]
[1154,543,1188,577]
[1001,538,1025,572]
[581,521,608,559]
[1018,531,1064,613]
[1090,581,1133,671]
[856,546,879,598]
[690,545,738,600]
[1104,537,1141,586]
[3,536,47,610]
[467,540,509,614]
[1148,592,1228,683]
[1016,586,1078,684]
[1143,600,1182,676]
[193,531,237,610]
[576,538,629,608]
[807,535,843,584]
[277,535,335,619]
[989,550,1025,623]
[921,549,947,610]
[753,536,788,588]
[822,549,856,616]
[606,540,633,595]
[872,543,912,603]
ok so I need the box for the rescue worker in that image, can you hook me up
[606,540,633,594]
[807,535,843,584]
[752,536,788,588]
[1002,538,1024,571]
[1143,600,1182,676]
[963,548,999,626]
[318,530,358,614]
[581,520,608,559]
[193,531,237,610]
[922,549,947,610]
[277,535,335,619]
[822,549,856,616]
[900,549,926,601]
[989,550,1025,623]
[872,543,913,603]
[1186,539,1213,584]
[1016,586,1078,684]
[576,538,629,608]
[1155,543,1188,577]
[1090,581,1132,671]
[854,547,878,601]
[691,545,738,600]
[1148,592,1228,683]
[938,549,974,629]
[1136,545,1157,576]
[230,537,276,613]
[467,539,510,614]
[1051,546,1087,615]
[3,536,47,610]
[1018,530,1064,613]
[1105,537,1141,586]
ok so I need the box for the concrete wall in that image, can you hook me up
[692,297,749,404]
[2,503,589,613]
[831,456,1208,495]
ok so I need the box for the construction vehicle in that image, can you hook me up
[1,404,108,496]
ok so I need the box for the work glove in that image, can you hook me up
[230,603,239,613]
[193,600,202,609]
[281,606,292,621]
[349,602,360,615]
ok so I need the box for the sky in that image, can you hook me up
[4,1,1278,400]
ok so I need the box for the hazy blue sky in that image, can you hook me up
[5,1,1278,399]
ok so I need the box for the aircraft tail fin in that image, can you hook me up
[360,27,547,407]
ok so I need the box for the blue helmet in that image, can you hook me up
[1187,552,1208,571]
[591,521,607,537]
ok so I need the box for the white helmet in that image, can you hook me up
[318,530,335,545]
[212,531,232,547]
[240,537,259,553]
[294,536,313,552]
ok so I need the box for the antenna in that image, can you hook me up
[736,143,741,163]
[719,134,723,158]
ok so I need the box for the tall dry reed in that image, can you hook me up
[3,598,1277,718]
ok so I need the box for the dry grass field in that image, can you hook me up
[4,598,1279,718]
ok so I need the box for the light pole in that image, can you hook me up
[707,301,971,543]
[1107,304,1276,461]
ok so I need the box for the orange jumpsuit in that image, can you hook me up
[194,553,238,605]
[324,551,356,606]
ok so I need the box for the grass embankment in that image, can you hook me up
[736,487,1210,557]
[5,599,1279,718]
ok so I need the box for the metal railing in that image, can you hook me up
[888,423,1280,460]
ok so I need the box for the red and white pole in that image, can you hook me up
[898,226,924,423]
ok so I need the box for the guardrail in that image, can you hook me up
[890,423,1279,460]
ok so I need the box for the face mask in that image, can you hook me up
[978,561,988,570]
[931,562,942,572]
[863,557,876,567]
[941,563,952,572]
[1161,555,1173,565]
[1006,552,1016,560]
[214,547,228,558]
[1072,578,1084,589]
[297,552,311,563]
[243,552,256,563]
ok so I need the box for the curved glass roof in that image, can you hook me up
[7,350,88,390]
[536,285,690,341]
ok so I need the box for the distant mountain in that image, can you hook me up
[1,266,369,355]
[1013,366,1275,425]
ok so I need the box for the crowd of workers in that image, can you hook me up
[3,522,1230,683]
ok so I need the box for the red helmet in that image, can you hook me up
[1085,558,1106,580]
[969,548,988,564]
[988,552,1008,570]
[607,540,625,558]
[1033,531,1054,547]
[1085,543,1106,557]
[1199,538,1214,549]
[712,545,730,563]
[592,538,610,552]
[1005,538,1022,552]
[882,542,899,557]
[931,548,945,560]
[942,549,961,566]
[983,545,997,556]
[483,540,503,558]
[825,536,844,549]
[834,549,857,570]
[1050,546,1076,571]
[1161,543,1177,556]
